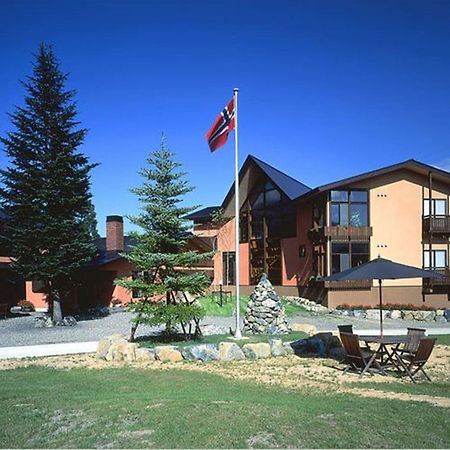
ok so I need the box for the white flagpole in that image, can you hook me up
[233,87,242,339]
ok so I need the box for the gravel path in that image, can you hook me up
[0,310,448,347]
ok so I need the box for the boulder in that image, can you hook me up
[109,341,136,362]
[269,338,285,357]
[218,342,245,361]
[390,310,402,320]
[96,338,111,360]
[413,310,436,321]
[135,348,155,361]
[353,309,367,319]
[290,323,317,335]
[182,344,219,361]
[435,315,447,324]
[283,342,295,355]
[242,343,272,359]
[154,346,183,362]
[402,310,415,321]
[62,316,77,326]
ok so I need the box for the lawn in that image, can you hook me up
[137,331,309,348]
[198,294,308,317]
[0,366,449,449]
[434,334,450,346]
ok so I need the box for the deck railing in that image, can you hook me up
[423,215,450,234]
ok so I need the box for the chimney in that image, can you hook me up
[106,215,124,252]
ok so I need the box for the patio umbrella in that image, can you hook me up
[321,257,443,336]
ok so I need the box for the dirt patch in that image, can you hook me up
[1,345,449,408]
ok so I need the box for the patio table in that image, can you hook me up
[359,335,409,367]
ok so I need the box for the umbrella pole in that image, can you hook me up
[378,279,383,337]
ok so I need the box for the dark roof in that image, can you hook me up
[222,154,311,208]
[184,206,220,221]
[297,159,450,201]
[88,236,137,267]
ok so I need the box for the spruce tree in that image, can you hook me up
[0,44,98,321]
[115,138,212,341]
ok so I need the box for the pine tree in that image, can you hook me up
[0,44,98,321]
[115,138,212,341]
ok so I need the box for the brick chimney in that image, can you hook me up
[106,215,124,252]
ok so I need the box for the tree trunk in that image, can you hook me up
[52,298,63,323]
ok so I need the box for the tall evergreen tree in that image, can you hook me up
[0,44,98,321]
[115,138,212,341]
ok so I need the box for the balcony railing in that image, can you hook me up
[423,215,450,234]
[308,225,372,242]
[423,268,450,286]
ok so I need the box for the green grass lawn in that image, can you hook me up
[1,366,449,449]
[137,331,309,348]
[434,334,450,346]
[198,295,308,317]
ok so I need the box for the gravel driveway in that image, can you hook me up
[0,310,448,347]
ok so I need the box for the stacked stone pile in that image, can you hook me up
[243,274,290,334]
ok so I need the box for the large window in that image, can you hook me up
[331,242,369,274]
[424,249,447,269]
[423,199,447,216]
[222,252,236,285]
[331,190,368,227]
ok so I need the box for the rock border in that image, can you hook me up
[96,335,295,363]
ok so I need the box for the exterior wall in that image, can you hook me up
[25,282,48,310]
[99,259,135,304]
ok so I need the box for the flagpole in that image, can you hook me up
[233,87,242,339]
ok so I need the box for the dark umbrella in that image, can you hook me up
[321,257,443,335]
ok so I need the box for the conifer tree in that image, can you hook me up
[115,138,212,341]
[0,44,98,321]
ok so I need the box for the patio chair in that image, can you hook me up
[396,327,426,356]
[338,324,353,334]
[340,332,386,377]
[395,338,436,383]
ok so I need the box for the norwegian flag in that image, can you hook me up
[205,98,235,152]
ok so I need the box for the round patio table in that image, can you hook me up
[358,335,409,367]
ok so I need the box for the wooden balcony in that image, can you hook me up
[308,225,372,242]
[423,268,450,286]
[423,215,450,234]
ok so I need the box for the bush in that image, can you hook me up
[17,300,35,312]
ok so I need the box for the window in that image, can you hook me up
[423,199,447,216]
[331,242,369,274]
[331,190,368,227]
[222,252,236,285]
[424,249,447,269]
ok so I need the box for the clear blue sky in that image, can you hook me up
[1,0,449,235]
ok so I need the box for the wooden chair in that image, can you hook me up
[340,332,386,377]
[396,327,426,356]
[338,324,353,334]
[395,338,436,383]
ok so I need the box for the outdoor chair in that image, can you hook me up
[338,324,353,334]
[396,327,426,356]
[340,332,386,377]
[395,338,436,383]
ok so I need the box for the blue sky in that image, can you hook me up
[1,0,449,235]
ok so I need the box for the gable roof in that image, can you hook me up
[184,206,220,221]
[297,159,450,201]
[222,154,311,208]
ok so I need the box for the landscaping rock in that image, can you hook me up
[218,342,245,361]
[154,346,183,362]
[402,310,415,320]
[62,316,77,326]
[242,343,271,359]
[283,342,295,355]
[413,310,436,321]
[96,338,111,359]
[243,274,290,334]
[435,315,447,323]
[390,310,402,320]
[269,338,285,357]
[182,344,219,361]
[290,323,317,335]
[135,348,155,361]
[109,341,136,362]
[352,309,367,319]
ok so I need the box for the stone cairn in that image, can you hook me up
[243,274,290,334]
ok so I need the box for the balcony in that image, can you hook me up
[423,268,450,286]
[309,225,372,242]
[423,215,450,234]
